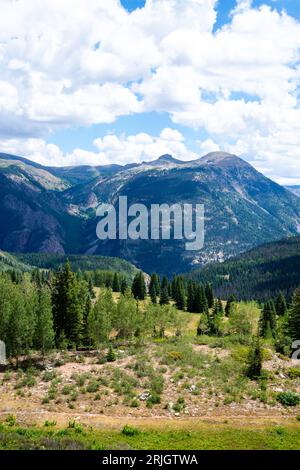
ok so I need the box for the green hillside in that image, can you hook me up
[0,251,32,273]
[13,253,139,280]
[187,236,300,301]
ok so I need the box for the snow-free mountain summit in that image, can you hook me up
[0,151,300,276]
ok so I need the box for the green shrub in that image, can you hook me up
[5,414,16,426]
[146,393,161,407]
[167,351,183,362]
[67,420,84,434]
[106,346,117,363]
[130,398,140,408]
[86,380,99,393]
[122,425,139,436]
[62,385,74,395]
[277,392,300,407]
[44,420,57,427]
[274,426,286,436]
[42,371,57,382]
[288,368,300,379]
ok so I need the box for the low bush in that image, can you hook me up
[277,392,300,407]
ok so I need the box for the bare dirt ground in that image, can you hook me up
[1,340,300,430]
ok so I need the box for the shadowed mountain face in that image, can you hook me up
[0,151,300,276]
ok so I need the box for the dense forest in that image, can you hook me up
[13,253,139,280]
[1,261,300,363]
[187,236,300,301]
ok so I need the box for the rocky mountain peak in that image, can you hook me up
[148,154,185,166]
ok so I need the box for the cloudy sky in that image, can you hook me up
[0,0,299,184]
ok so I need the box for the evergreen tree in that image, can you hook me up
[187,281,196,313]
[112,273,121,292]
[149,273,161,297]
[52,261,83,348]
[225,294,237,317]
[120,278,128,295]
[175,283,186,310]
[131,272,146,300]
[259,301,277,339]
[288,286,300,341]
[161,276,169,291]
[205,283,214,309]
[150,284,157,304]
[275,292,287,317]
[31,268,42,288]
[217,299,224,315]
[160,287,169,305]
[88,278,96,299]
[194,285,208,313]
[246,338,263,379]
[275,313,291,356]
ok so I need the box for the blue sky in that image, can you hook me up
[49,0,300,159]
[1,0,300,183]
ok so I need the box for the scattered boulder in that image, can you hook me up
[139,391,151,401]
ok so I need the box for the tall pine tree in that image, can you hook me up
[288,286,300,341]
[52,261,83,348]
[131,271,146,300]
[275,292,287,317]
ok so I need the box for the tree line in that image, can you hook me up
[0,263,182,361]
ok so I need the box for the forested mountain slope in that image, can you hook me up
[187,236,300,301]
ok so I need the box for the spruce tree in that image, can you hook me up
[149,273,161,296]
[194,285,208,314]
[88,278,96,299]
[187,281,196,313]
[150,283,157,304]
[175,284,186,311]
[275,292,287,317]
[52,261,83,348]
[246,337,263,379]
[161,276,169,291]
[205,283,214,309]
[288,286,300,341]
[112,273,121,292]
[259,301,277,339]
[120,278,128,295]
[131,271,146,300]
[225,294,237,317]
[160,287,169,305]
[217,299,224,315]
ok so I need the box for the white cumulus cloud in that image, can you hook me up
[0,0,299,182]
[0,128,197,167]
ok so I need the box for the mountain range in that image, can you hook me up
[0,151,300,276]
